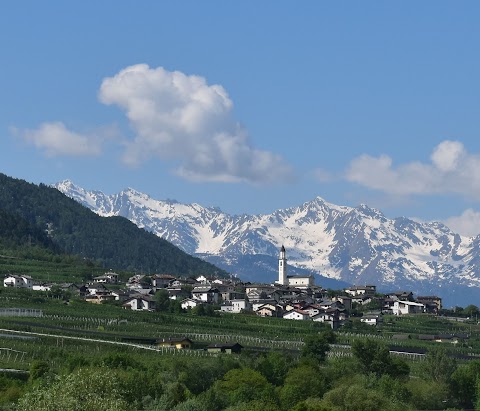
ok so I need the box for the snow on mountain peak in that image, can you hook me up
[54,181,480,306]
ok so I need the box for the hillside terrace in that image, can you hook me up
[2,272,445,329]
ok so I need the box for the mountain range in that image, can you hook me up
[54,180,480,307]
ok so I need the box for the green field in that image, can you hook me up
[1,287,480,410]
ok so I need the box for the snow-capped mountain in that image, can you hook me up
[54,180,480,306]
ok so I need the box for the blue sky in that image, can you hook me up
[2,2,480,235]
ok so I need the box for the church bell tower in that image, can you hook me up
[278,245,287,285]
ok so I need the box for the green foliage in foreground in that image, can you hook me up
[1,288,480,410]
[8,347,469,411]
[0,328,472,411]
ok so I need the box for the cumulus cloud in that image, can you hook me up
[12,122,102,157]
[431,140,466,172]
[98,64,293,183]
[443,209,480,237]
[345,140,480,200]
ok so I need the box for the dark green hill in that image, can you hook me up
[0,173,228,277]
[0,208,57,251]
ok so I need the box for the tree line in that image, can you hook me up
[0,331,478,410]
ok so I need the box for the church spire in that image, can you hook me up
[278,245,287,285]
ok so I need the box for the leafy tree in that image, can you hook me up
[423,347,457,384]
[290,398,340,411]
[351,338,409,378]
[451,360,480,409]
[0,374,26,406]
[155,289,171,312]
[301,330,336,364]
[171,397,213,411]
[101,353,144,370]
[192,304,206,316]
[376,374,410,404]
[343,384,403,411]
[279,364,328,410]
[64,354,90,373]
[18,367,129,411]
[256,351,292,386]
[177,360,229,395]
[405,379,451,410]
[28,360,50,382]
[322,383,402,411]
[149,382,189,410]
[213,368,275,408]
[223,400,280,411]
[463,304,480,319]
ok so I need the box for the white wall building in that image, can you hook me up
[361,314,383,325]
[283,309,310,321]
[393,300,425,315]
[123,296,155,311]
[181,298,201,310]
[3,275,33,289]
[275,246,314,288]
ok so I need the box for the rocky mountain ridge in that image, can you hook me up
[54,180,480,306]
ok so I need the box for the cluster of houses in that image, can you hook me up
[345,285,442,326]
[2,247,442,329]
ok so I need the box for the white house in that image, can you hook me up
[312,311,337,323]
[231,299,251,313]
[167,287,190,301]
[122,295,155,311]
[181,298,201,310]
[256,306,277,317]
[302,304,321,317]
[283,309,310,321]
[93,272,119,284]
[87,283,109,296]
[286,275,315,289]
[393,300,425,315]
[344,285,376,297]
[361,314,383,326]
[151,274,176,289]
[220,302,234,313]
[255,303,283,317]
[196,275,208,283]
[252,299,278,311]
[220,299,251,313]
[311,310,343,329]
[32,282,52,292]
[3,275,33,289]
[191,286,220,304]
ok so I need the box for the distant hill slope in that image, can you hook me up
[54,180,480,306]
[0,208,57,251]
[0,173,228,277]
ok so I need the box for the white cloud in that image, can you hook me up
[12,122,102,157]
[345,140,480,200]
[443,209,480,237]
[98,64,293,183]
[431,140,465,172]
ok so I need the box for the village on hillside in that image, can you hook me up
[2,247,444,330]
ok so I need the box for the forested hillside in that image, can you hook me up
[0,208,57,252]
[0,173,227,277]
